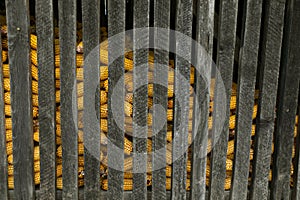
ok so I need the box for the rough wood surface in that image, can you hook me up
[82,0,101,199]
[190,0,213,199]
[35,0,56,198]
[229,0,262,199]
[151,1,170,200]
[107,0,126,199]
[5,0,35,199]
[249,0,286,199]
[132,0,149,199]
[58,0,78,199]
[208,0,238,199]
[271,0,300,199]
[171,0,193,199]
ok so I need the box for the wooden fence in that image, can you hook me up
[0,0,300,199]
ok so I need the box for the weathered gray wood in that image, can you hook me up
[7,189,236,199]
[208,0,238,199]
[293,96,300,200]
[132,0,149,199]
[58,0,78,199]
[35,0,56,199]
[0,27,8,200]
[249,0,286,199]
[171,0,193,199]
[152,0,170,199]
[190,0,213,199]
[5,0,35,199]
[107,0,125,199]
[271,0,300,199]
[82,0,101,199]
[229,0,263,199]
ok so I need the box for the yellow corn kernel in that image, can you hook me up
[6,141,12,155]
[3,78,10,91]
[2,50,8,63]
[5,118,12,130]
[100,66,109,80]
[30,34,37,49]
[125,101,133,117]
[31,50,38,66]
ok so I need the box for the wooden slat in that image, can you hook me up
[229,0,263,199]
[0,27,8,200]
[132,0,149,199]
[249,0,286,199]
[58,0,78,199]
[171,0,193,199]
[152,0,170,199]
[272,0,300,198]
[35,0,56,198]
[190,0,214,199]
[107,0,126,199]
[81,0,101,198]
[7,190,235,199]
[294,94,300,200]
[208,0,238,199]
[5,0,35,199]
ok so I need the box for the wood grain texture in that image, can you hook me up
[249,0,286,199]
[58,0,78,199]
[152,0,170,199]
[190,0,214,199]
[5,0,35,199]
[208,0,238,199]
[132,0,149,199]
[229,0,263,199]
[271,0,300,199]
[171,0,193,199]
[6,190,235,199]
[107,0,125,199]
[0,27,8,200]
[35,0,56,198]
[82,0,101,199]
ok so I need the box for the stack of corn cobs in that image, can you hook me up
[1,24,299,191]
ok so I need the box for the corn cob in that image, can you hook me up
[31,50,38,66]
[54,54,84,67]
[103,79,108,92]
[2,50,7,63]
[56,142,84,157]
[2,64,9,78]
[5,118,12,129]
[30,34,37,49]
[6,129,12,142]
[2,37,8,49]
[101,175,152,191]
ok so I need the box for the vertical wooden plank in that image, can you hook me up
[107,0,125,199]
[35,0,56,198]
[208,0,238,199]
[229,0,263,199]
[190,0,214,199]
[171,0,193,199]
[0,27,8,200]
[152,0,170,199]
[272,0,300,198]
[249,0,286,199]
[58,0,78,199]
[293,94,300,200]
[132,0,149,199]
[5,0,35,199]
[82,0,101,199]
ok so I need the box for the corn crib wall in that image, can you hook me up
[0,0,300,199]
